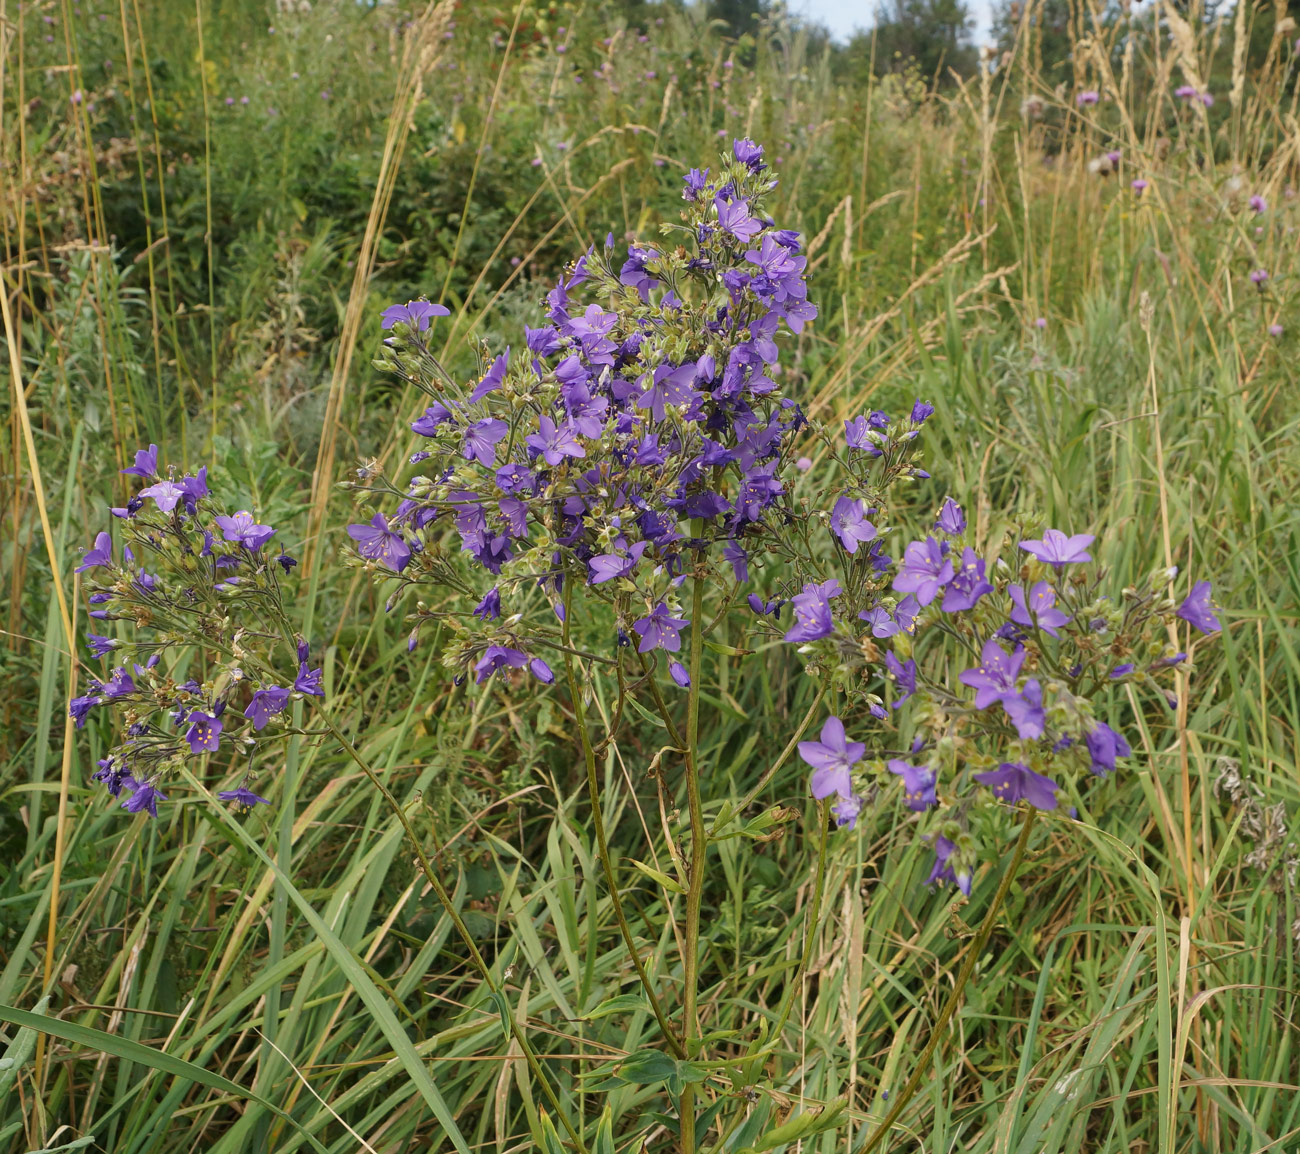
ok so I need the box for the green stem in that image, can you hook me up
[770,801,832,1046]
[859,809,1038,1154]
[680,536,710,1154]
[560,592,686,1059]
[309,701,587,1154]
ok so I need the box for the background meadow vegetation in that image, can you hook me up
[3,0,1300,1150]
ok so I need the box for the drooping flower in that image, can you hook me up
[669,661,691,688]
[76,532,113,573]
[888,759,937,810]
[215,511,277,552]
[959,640,1025,708]
[474,587,502,620]
[831,793,863,829]
[218,786,271,807]
[633,602,691,653]
[1019,528,1094,568]
[973,761,1059,809]
[1001,678,1046,739]
[1176,581,1221,634]
[1085,721,1131,775]
[892,537,954,606]
[798,716,865,801]
[347,514,412,572]
[120,444,159,478]
[884,651,917,707]
[926,835,972,896]
[121,779,167,818]
[935,498,965,535]
[86,634,118,658]
[783,579,841,643]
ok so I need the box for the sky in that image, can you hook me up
[788,0,998,45]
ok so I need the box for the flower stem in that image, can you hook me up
[859,809,1038,1154]
[770,800,832,1045]
[680,537,710,1153]
[560,602,686,1058]
[309,702,587,1153]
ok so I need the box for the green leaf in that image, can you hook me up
[591,1106,615,1154]
[584,993,650,1020]
[0,1003,327,1154]
[616,1048,679,1085]
[629,858,687,895]
[741,1099,847,1152]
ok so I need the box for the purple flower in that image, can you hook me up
[101,667,135,698]
[784,578,841,643]
[893,537,954,606]
[935,498,965,535]
[381,300,450,331]
[682,167,710,200]
[1020,528,1094,568]
[960,640,1025,708]
[76,531,113,573]
[294,663,324,696]
[1001,678,1046,739]
[1132,179,1148,194]
[1270,324,1284,338]
[526,416,586,466]
[798,716,865,801]
[973,761,1059,809]
[888,759,936,810]
[185,711,223,753]
[732,137,765,170]
[832,793,863,829]
[589,541,648,584]
[468,352,510,403]
[669,661,691,688]
[1250,268,1269,286]
[86,634,118,658]
[941,548,993,613]
[722,540,749,583]
[121,444,159,478]
[474,587,502,620]
[530,657,555,684]
[1009,582,1070,637]
[1077,90,1099,106]
[411,402,456,436]
[347,513,412,572]
[1085,721,1131,775]
[634,602,691,653]
[244,686,290,730]
[715,196,762,242]
[218,786,271,807]
[1249,194,1267,214]
[911,399,935,423]
[121,780,167,818]
[1176,581,1221,634]
[884,651,917,707]
[215,511,277,552]
[830,496,877,554]
[69,693,101,727]
[637,361,699,421]
[138,479,187,512]
[463,418,508,464]
[926,836,972,896]
[474,645,529,683]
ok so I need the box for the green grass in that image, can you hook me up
[3,0,1300,1151]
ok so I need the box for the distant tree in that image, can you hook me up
[990,0,1078,83]
[864,0,977,83]
[706,0,768,36]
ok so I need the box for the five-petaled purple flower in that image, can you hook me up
[1002,678,1046,739]
[244,686,291,730]
[1020,528,1094,568]
[215,511,277,552]
[893,537,954,606]
[799,716,864,801]
[634,602,691,653]
[294,663,324,696]
[941,548,993,613]
[122,780,167,817]
[1009,582,1070,637]
[381,300,450,331]
[885,651,917,707]
[973,761,1059,809]
[185,710,223,753]
[347,514,412,572]
[121,444,159,478]
[218,786,271,807]
[1085,721,1131,775]
[935,498,965,535]
[960,640,1025,708]
[830,496,877,554]
[76,532,113,573]
[526,416,586,466]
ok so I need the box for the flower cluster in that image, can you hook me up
[353,138,932,691]
[795,498,1223,892]
[70,446,319,816]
